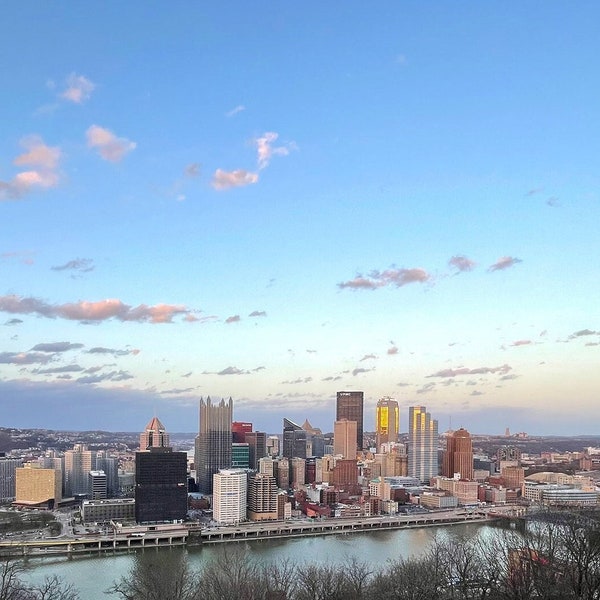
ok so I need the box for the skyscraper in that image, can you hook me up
[135,416,188,523]
[334,419,358,459]
[135,447,187,523]
[442,428,474,480]
[212,469,247,525]
[140,416,170,450]
[64,444,96,497]
[376,397,399,450]
[195,397,233,494]
[408,406,439,483]
[336,391,364,450]
[282,418,309,459]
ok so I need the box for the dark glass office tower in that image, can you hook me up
[336,391,364,450]
[282,418,308,459]
[134,447,187,523]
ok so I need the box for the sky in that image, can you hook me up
[1,2,599,436]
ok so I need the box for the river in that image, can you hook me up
[21,522,501,599]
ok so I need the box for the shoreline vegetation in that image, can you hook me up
[2,507,600,599]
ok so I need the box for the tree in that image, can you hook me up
[107,549,200,600]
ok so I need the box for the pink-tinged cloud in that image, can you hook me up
[0,351,53,365]
[86,125,136,162]
[61,73,95,103]
[511,339,532,347]
[255,132,294,169]
[338,267,430,290]
[427,364,512,378]
[211,168,258,190]
[1,137,61,200]
[488,256,522,271]
[14,136,61,170]
[448,255,476,272]
[0,294,192,324]
[225,315,241,324]
[387,346,398,355]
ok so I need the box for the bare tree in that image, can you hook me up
[107,549,200,600]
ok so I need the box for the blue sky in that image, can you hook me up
[1,2,599,435]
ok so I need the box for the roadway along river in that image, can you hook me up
[21,522,501,599]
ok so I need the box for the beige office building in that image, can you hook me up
[15,464,62,507]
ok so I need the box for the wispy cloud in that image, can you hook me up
[249,310,267,317]
[281,377,313,384]
[86,125,136,162]
[184,163,201,177]
[87,347,140,356]
[338,267,430,290]
[0,294,193,324]
[359,354,377,361]
[35,364,85,375]
[61,73,95,103]
[0,351,53,365]
[76,370,134,384]
[217,366,249,376]
[30,342,83,353]
[225,315,241,324]
[569,329,598,338]
[387,346,399,355]
[255,132,295,169]
[352,367,374,376]
[0,136,61,200]
[427,364,512,378]
[510,339,532,347]
[448,255,476,273]
[211,168,258,190]
[546,197,560,207]
[51,258,95,273]
[226,105,245,117]
[488,256,522,272]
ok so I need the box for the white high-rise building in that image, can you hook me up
[64,444,96,497]
[212,469,247,525]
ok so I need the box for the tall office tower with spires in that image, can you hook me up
[336,391,364,450]
[442,427,474,480]
[195,397,233,494]
[376,397,399,451]
[140,416,170,450]
[408,406,439,483]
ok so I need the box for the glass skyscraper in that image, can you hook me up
[336,391,364,450]
[195,397,233,494]
[408,406,439,483]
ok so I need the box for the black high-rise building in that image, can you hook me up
[336,391,364,450]
[283,418,308,459]
[134,447,187,523]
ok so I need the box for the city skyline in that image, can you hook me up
[1,4,600,436]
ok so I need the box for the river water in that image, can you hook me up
[22,522,499,599]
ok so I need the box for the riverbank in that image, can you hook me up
[0,509,498,559]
